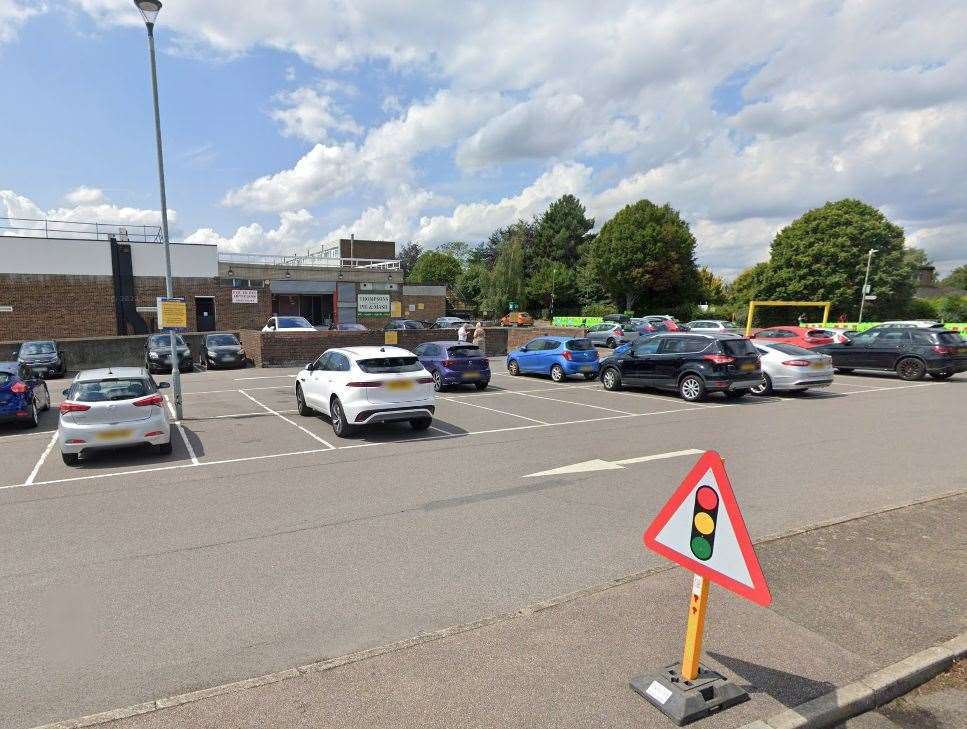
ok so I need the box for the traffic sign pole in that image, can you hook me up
[681,575,709,681]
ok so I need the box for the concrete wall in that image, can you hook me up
[130,241,217,277]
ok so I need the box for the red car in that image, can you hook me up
[750,326,835,348]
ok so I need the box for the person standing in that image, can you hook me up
[472,321,485,349]
[457,322,468,342]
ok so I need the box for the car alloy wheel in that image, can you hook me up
[550,364,565,382]
[296,385,313,416]
[508,360,520,376]
[433,371,444,391]
[21,399,38,429]
[602,367,621,391]
[330,398,353,437]
[895,357,926,381]
[41,384,51,411]
[606,337,617,348]
[750,374,772,396]
[679,375,705,402]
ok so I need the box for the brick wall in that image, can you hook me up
[506,327,587,350]
[0,273,118,340]
[215,285,272,330]
[400,294,447,321]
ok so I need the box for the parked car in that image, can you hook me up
[603,314,633,325]
[413,340,491,391]
[262,316,317,331]
[813,328,966,380]
[17,340,67,378]
[868,320,944,329]
[500,311,534,327]
[597,332,762,402]
[685,320,738,333]
[144,334,194,374]
[433,317,468,329]
[507,336,600,382]
[294,346,435,437]
[331,323,368,332]
[384,319,426,330]
[586,322,632,348]
[57,367,171,465]
[201,332,246,369]
[750,342,834,395]
[0,361,50,428]
[824,327,853,344]
[750,326,834,348]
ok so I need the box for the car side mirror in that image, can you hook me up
[842,339,853,346]
[157,381,171,389]
[519,347,528,352]
[62,388,70,396]
[305,362,315,371]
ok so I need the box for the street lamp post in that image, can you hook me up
[134,0,182,420]
[857,248,877,324]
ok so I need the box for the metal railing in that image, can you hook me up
[0,216,163,243]
[218,251,400,270]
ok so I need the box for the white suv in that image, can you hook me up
[295,346,435,437]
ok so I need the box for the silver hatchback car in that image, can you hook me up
[58,367,172,465]
[750,342,834,395]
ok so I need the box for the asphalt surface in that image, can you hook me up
[0,361,964,728]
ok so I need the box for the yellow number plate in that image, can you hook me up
[386,380,413,391]
[97,429,132,441]
[462,371,480,380]
[811,362,826,369]
[740,363,755,371]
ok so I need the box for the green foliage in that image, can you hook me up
[526,260,578,313]
[758,199,913,320]
[455,263,487,311]
[533,194,594,264]
[697,266,727,304]
[941,265,967,291]
[481,238,526,315]
[935,295,967,321]
[906,297,939,319]
[437,241,472,262]
[903,246,932,271]
[396,242,422,277]
[406,250,463,288]
[581,301,614,317]
[585,200,701,311]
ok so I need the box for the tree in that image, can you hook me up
[533,194,594,264]
[406,250,463,288]
[585,200,701,312]
[758,199,913,319]
[438,241,472,262]
[903,247,932,271]
[697,266,727,304]
[725,262,771,324]
[396,242,422,277]
[941,265,967,291]
[480,238,525,316]
[525,260,577,316]
[455,262,487,312]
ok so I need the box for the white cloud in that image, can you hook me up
[1,188,174,232]
[185,209,316,254]
[63,186,106,205]
[269,86,361,143]
[0,0,44,44]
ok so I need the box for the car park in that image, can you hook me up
[295,346,435,437]
[598,332,762,402]
[685,320,738,333]
[507,336,600,382]
[17,340,67,378]
[750,326,834,348]
[201,333,246,369]
[57,368,171,465]
[750,342,834,395]
[413,341,490,391]
[813,328,966,380]
[585,322,631,348]
[262,316,317,332]
[500,311,534,327]
[0,361,50,428]
[144,334,194,374]
[384,319,426,330]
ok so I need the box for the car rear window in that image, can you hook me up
[566,338,594,351]
[21,342,55,355]
[207,334,238,346]
[765,343,813,356]
[448,346,484,358]
[71,378,153,402]
[719,338,757,356]
[356,357,423,374]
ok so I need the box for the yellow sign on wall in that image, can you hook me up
[384,330,398,345]
[157,297,188,330]
[391,300,402,317]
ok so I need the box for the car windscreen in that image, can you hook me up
[447,346,484,358]
[20,342,55,355]
[0,372,13,385]
[206,335,238,346]
[149,335,187,347]
[339,324,367,331]
[566,338,594,351]
[278,317,313,328]
[765,343,814,356]
[719,338,757,356]
[356,357,423,374]
[937,332,965,344]
[71,378,153,402]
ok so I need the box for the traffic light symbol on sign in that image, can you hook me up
[689,486,719,560]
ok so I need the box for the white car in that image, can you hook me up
[434,317,468,329]
[295,346,435,437]
[58,367,172,465]
[262,316,317,332]
[685,319,739,332]
[750,342,834,395]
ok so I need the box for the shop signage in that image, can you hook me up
[232,289,259,304]
[358,293,391,314]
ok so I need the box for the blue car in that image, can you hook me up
[506,336,600,382]
[0,361,50,429]
[412,340,491,391]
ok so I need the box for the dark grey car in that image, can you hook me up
[201,333,247,369]
[17,340,66,378]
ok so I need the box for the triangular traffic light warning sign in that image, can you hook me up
[643,450,771,606]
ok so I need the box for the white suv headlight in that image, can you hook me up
[148,352,160,359]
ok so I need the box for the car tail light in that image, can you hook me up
[782,359,812,366]
[563,349,573,360]
[441,359,456,368]
[65,438,86,444]
[703,354,735,364]
[145,431,164,437]
[616,328,625,337]
[932,345,955,355]
[134,394,165,407]
[347,381,383,387]
[59,401,91,414]
[416,377,434,384]
[10,381,28,394]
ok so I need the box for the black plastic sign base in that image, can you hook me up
[630,662,749,725]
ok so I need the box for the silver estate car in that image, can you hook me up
[58,367,172,465]
[750,342,834,395]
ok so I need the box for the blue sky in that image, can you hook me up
[2,0,965,278]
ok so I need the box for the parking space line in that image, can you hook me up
[183,409,299,422]
[164,397,199,466]
[0,430,57,443]
[24,431,59,486]
[438,396,549,424]
[233,375,297,381]
[838,383,932,395]
[512,391,635,415]
[180,385,289,396]
[238,390,336,450]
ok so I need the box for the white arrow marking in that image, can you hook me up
[523,448,703,478]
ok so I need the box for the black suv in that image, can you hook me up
[598,332,762,401]
[17,340,67,378]
[814,328,965,380]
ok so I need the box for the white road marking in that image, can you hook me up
[438,396,548,424]
[523,448,704,478]
[838,383,932,395]
[233,374,297,381]
[181,385,290,396]
[185,409,299,421]
[24,431,59,485]
[0,430,57,443]
[614,448,705,466]
[238,390,335,449]
[164,397,199,466]
[512,390,634,415]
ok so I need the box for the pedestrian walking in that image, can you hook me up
[457,323,468,342]
[472,321,485,349]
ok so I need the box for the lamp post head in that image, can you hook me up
[134,0,162,26]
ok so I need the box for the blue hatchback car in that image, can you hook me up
[412,340,491,391]
[506,336,600,382]
[0,361,50,429]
